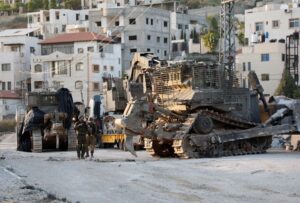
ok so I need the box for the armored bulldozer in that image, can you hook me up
[117,53,300,158]
[17,88,77,152]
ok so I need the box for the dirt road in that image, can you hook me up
[0,133,300,203]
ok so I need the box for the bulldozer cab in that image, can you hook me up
[25,92,58,113]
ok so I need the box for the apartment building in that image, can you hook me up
[0,28,40,92]
[237,1,300,96]
[31,32,122,105]
[27,9,90,39]
[237,42,286,96]
[0,91,22,120]
[89,5,170,71]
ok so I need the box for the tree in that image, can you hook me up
[203,31,218,53]
[64,0,81,9]
[43,0,49,10]
[50,0,57,9]
[275,70,299,98]
[236,20,245,46]
[202,16,219,53]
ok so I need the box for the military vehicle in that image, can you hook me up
[16,88,77,152]
[115,53,300,158]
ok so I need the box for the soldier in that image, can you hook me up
[74,116,88,159]
[86,117,97,158]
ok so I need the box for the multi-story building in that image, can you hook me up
[89,4,171,71]
[0,28,40,92]
[237,1,300,96]
[27,9,90,39]
[237,42,286,96]
[30,32,122,105]
[0,0,30,5]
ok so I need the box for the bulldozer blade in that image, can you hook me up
[125,135,137,157]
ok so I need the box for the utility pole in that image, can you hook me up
[219,0,236,89]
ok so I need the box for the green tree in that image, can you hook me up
[202,16,219,53]
[43,0,49,10]
[64,0,81,9]
[236,20,245,45]
[0,3,11,12]
[50,0,57,9]
[275,70,299,98]
[203,31,218,53]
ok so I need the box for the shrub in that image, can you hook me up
[0,120,16,133]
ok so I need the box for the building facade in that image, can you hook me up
[30,32,122,105]
[0,91,22,120]
[27,9,90,39]
[0,28,40,92]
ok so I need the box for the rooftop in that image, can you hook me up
[0,91,22,100]
[40,32,114,44]
[0,28,39,37]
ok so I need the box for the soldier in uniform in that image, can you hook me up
[74,116,88,159]
[86,117,97,158]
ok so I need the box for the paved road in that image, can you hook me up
[1,133,300,203]
[0,133,17,150]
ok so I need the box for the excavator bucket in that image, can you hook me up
[125,135,137,157]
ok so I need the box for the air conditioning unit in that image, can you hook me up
[284,8,292,13]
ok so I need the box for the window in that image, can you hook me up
[282,54,285,62]
[289,18,299,28]
[129,35,137,40]
[93,82,100,90]
[55,12,59,20]
[157,49,160,53]
[129,18,136,24]
[7,82,11,90]
[255,22,264,31]
[85,15,89,20]
[75,81,83,89]
[1,82,5,90]
[34,81,44,89]
[99,45,103,52]
[88,47,94,52]
[157,36,160,43]
[76,14,80,21]
[243,79,246,88]
[150,19,153,25]
[78,48,84,53]
[248,62,251,71]
[164,50,167,56]
[1,64,11,71]
[130,48,137,53]
[76,63,84,71]
[164,37,168,43]
[147,48,151,52]
[243,62,246,71]
[178,24,182,29]
[147,35,151,40]
[104,65,107,71]
[34,64,42,72]
[272,20,279,28]
[96,21,102,26]
[30,47,35,53]
[261,74,270,81]
[146,18,149,24]
[93,64,100,72]
[164,21,168,27]
[185,25,188,29]
[115,21,119,26]
[261,53,270,62]
[110,66,114,71]
[56,61,67,75]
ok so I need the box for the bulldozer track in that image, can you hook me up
[172,110,269,159]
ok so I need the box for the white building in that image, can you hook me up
[31,32,122,106]
[0,90,22,120]
[237,1,300,97]
[89,2,203,70]
[27,9,90,39]
[245,2,300,44]
[237,42,286,96]
[0,28,40,92]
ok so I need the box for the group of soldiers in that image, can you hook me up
[74,116,98,159]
